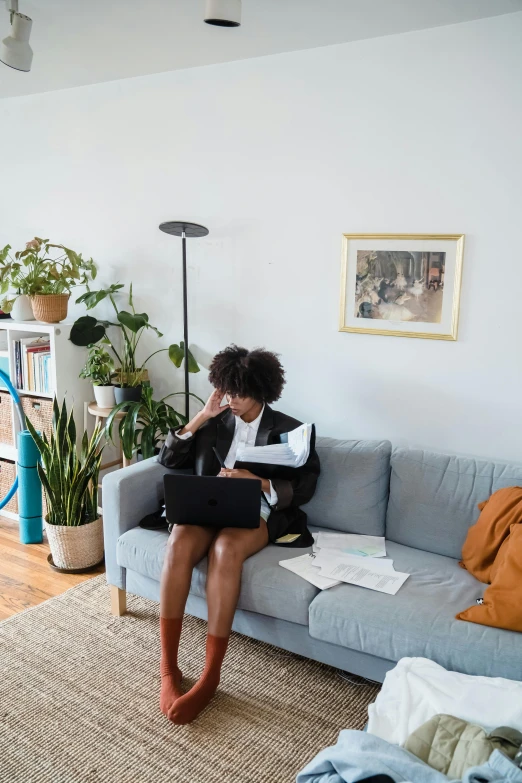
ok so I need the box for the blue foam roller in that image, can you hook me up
[19,516,43,545]
[17,430,43,544]
[18,429,41,467]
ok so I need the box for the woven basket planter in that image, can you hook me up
[21,396,53,441]
[45,516,104,570]
[113,368,149,386]
[0,459,17,513]
[31,294,70,323]
[0,391,13,446]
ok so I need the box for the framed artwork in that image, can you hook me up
[339,233,465,340]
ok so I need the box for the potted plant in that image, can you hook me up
[26,398,105,571]
[70,283,199,404]
[79,341,115,408]
[105,385,203,461]
[0,238,97,323]
[0,242,40,320]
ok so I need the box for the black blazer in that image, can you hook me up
[157,404,320,547]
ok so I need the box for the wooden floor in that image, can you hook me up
[0,515,105,621]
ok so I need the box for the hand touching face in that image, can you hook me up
[202,389,230,419]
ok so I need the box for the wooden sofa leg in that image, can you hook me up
[110,585,127,616]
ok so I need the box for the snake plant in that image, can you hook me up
[26,398,104,527]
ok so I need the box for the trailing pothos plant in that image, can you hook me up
[79,341,114,386]
[26,398,104,527]
[70,283,199,387]
[0,238,97,312]
[105,385,203,461]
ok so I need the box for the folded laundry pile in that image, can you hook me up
[296,729,522,783]
[297,658,522,783]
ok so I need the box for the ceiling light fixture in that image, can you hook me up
[1,2,33,72]
[204,0,241,28]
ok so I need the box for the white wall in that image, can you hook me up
[1,12,521,461]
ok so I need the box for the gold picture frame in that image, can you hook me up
[339,233,465,340]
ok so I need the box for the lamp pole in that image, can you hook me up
[181,230,189,420]
[158,221,209,421]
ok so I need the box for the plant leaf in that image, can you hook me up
[168,343,184,368]
[168,343,199,373]
[117,311,148,333]
[70,316,106,347]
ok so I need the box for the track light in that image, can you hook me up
[204,0,241,27]
[1,9,32,71]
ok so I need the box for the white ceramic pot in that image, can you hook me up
[45,517,104,570]
[93,384,116,409]
[11,294,35,321]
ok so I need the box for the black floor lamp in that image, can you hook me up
[159,221,209,421]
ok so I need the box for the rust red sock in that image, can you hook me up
[159,617,183,717]
[168,634,229,724]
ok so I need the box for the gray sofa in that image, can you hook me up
[103,437,522,683]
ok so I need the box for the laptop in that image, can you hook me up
[164,474,262,529]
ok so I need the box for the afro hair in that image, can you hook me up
[208,345,285,405]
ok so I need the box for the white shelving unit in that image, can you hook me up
[0,319,92,521]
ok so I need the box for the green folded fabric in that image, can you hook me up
[403,713,522,779]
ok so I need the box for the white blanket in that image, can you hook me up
[367,657,522,745]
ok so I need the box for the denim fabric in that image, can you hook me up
[296,730,449,783]
[297,731,522,783]
[464,751,522,783]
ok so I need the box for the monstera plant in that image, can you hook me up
[70,282,199,402]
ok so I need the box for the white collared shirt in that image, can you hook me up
[176,404,278,506]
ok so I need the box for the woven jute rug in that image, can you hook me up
[0,575,380,783]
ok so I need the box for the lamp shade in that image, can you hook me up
[1,11,33,72]
[204,0,241,27]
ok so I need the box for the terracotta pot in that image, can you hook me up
[93,384,116,408]
[11,294,35,321]
[31,293,70,323]
[45,516,104,570]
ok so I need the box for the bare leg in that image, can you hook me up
[206,519,269,636]
[168,519,268,724]
[159,524,216,718]
[160,524,216,618]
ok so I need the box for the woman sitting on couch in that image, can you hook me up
[157,344,320,724]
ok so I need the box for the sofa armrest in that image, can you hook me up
[102,457,171,589]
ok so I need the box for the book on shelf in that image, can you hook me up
[13,336,52,394]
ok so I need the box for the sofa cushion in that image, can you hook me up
[386,447,522,559]
[307,541,522,680]
[302,438,391,536]
[116,526,318,625]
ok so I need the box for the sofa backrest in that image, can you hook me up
[386,447,522,559]
[302,437,391,535]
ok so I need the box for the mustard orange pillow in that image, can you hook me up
[460,486,522,584]
[457,524,522,632]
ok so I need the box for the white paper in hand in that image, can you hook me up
[236,423,313,468]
